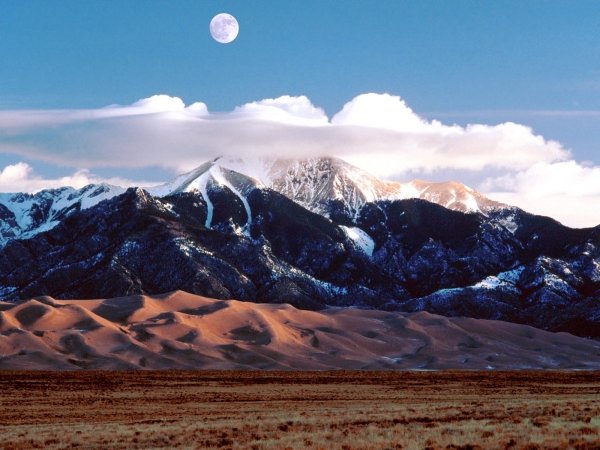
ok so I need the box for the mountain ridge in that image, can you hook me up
[150,156,507,218]
[0,183,125,247]
[0,156,511,248]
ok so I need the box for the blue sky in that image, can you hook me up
[0,1,599,226]
[1,1,599,111]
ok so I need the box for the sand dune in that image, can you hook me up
[1,291,599,370]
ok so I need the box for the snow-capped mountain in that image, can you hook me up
[407,179,504,214]
[147,158,260,230]
[150,155,506,218]
[0,156,509,249]
[0,183,124,247]
[266,157,506,216]
[0,156,575,253]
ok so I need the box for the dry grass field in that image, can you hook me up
[0,371,598,449]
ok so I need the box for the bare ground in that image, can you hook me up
[0,371,598,449]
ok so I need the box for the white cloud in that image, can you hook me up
[0,162,153,193]
[0,92,597,226]
[334,94,568,178]
[481,161,600,198]
[0,162,31,184]
[479,161,600,228]
[0,93,569,174]
[130,94,187,111]
[332,93,431,132]
[233,95,328,125]
[489,192,599,229]
[128,95,209,117]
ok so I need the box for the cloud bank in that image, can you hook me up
[0,93,598,227]
[0,162,155,193]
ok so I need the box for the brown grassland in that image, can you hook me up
[0,371,598,450]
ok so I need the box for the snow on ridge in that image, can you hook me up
[147,156,503,221]
[462,193,480,213]
[164,162,255,231]
[187,170,214,228]
[474,266,525,289]
[341,225,374,256]
[0,183,125,247]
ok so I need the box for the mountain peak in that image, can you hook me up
[148,155,507,218]
[408,179,505,214]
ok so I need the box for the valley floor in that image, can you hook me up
[0,371,598,449]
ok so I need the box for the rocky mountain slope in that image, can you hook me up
[0,184,124,247]
[0,177,597,338]
[1,291,599,370]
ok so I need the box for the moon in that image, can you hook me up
[210,13,239,44]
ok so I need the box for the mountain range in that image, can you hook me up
[0,156,503,246]
[0,156,598,339]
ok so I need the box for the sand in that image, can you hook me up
[1,291,599,370]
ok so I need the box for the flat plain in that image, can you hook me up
[0,371,598,449]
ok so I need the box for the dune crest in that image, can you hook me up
[1,291,599,370]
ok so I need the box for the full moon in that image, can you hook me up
[209,13,239,44]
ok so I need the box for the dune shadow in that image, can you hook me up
[15,303,51,327]
[93,296,145,323]
[180,301,229,317]
[176,330,200,343]
[229,325,272,345]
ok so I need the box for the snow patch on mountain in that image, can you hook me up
[474,266,525,289]
[496,211,519,234]
[341,226,375,256]
[193,170,214,228]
